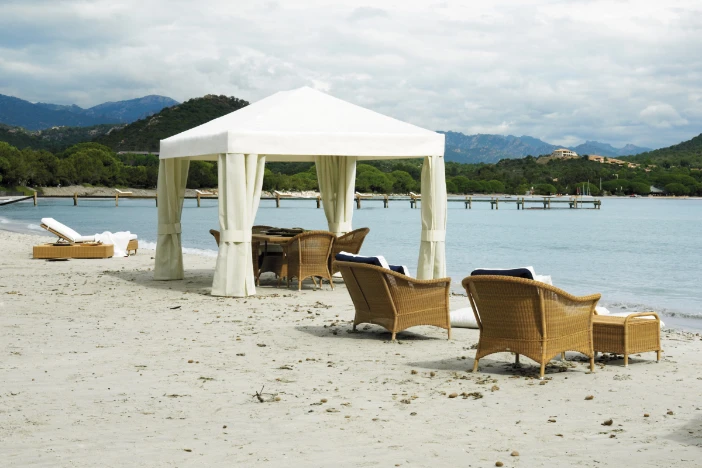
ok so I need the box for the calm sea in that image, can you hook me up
[2,197,701,328]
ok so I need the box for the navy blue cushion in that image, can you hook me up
[470,268,534,280]
[388,264,408,275]
[335,253,408,275]
[335,252,384,267]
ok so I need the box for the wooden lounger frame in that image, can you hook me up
[33,243,114,259]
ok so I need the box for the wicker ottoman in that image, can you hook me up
[593,313,662,366]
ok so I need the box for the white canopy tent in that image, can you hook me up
[155,86,446,297]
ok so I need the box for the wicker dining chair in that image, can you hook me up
[284,231,335,290]
[335,260,451,340]
[462,275,600,379]
[330,228,370,275]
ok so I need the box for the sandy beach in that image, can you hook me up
[1,229,701,467]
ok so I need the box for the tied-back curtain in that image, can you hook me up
[154,158,190,280]
[417,155,447,279]
[315,156,356,236]
[211,153,266,297]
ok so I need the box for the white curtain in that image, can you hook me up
[211,153,266,297]
[417,155,447,279]
[315,156,356,236]
[154,158,190,280]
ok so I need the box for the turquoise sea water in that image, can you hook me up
[2,197,701,328]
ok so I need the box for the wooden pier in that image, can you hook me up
[19,193,601,210]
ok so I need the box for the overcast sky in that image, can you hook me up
[0,0,700,149]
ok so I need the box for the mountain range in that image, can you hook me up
[441,131,651,164]
[0,94,179,130]
[0,92,652,163]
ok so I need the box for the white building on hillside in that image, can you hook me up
[551,148,578,158]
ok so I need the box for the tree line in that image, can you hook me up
[1,141,701,196]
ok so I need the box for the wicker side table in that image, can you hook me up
[593,313,662,366]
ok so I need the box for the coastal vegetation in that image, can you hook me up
[1,138,701,196]
[0,93,700,196]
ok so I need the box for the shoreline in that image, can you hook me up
[0,225,700,332]
[2,229,702,466]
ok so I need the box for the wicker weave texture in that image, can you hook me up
[126,239,138,255]
[463,275,600,378]
[330,228,370,274]
[286,231,335,290]
[33,243,114,259]
[593,313,661,366]
[336,261,451,340]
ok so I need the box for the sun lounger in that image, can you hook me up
[115,189,133,195]
[40,218,138,255]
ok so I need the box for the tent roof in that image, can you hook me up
[160,87,444,162]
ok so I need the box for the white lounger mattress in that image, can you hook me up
[41,218,137,243]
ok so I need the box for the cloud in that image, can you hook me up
[639,103,689,128]
[0,0,700,149]
[347,7,389,22]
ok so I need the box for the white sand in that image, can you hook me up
[1,230,701,467]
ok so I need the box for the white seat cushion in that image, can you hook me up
[450,307,478,328]
[41,217,87,242]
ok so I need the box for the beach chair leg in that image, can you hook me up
[328,275,334,290]
[539,362,546,380]
[472,358,480,373]
[656,350,661,362]
[391,332,396,341]
[513,353,520,367]
[624,353,629,367]
[589,356,595,373]
[298,278,302,291]
[560,352,566,361]
[447,328,451,340]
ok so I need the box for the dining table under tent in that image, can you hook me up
[154,86,447,297]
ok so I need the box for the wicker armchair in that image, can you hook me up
[462,275,600,379]
[285,231,335,290]
[335,261,451,340]
[331,228,370,274]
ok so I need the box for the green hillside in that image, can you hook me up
[622,133,702,168]
[95,95,249,152]
[0,124,121,152]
